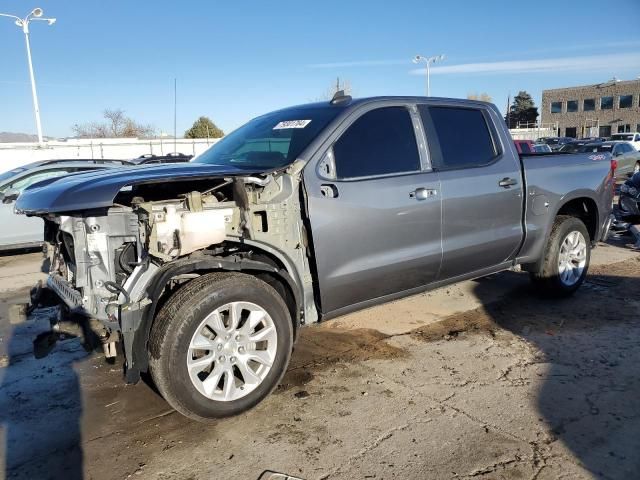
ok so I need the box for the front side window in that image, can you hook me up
[583,99,595,111]
[332,107,420,179]
[420,106,498,170]
[601,96,614,110]
[551,102,562,113]
[194,106,342,170]
[619,95,633,108]
[567,100,578,112]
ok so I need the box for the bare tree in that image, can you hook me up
[72,109,155,138]
[467,92,493,103]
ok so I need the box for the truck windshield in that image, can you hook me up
[193,106,342,170]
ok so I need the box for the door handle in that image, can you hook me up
[498,177,518,188]
[410,187,438,200]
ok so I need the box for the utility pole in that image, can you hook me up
[0,8,56,144]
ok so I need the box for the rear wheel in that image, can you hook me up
[530,216,590,297]
[148,272,293,422]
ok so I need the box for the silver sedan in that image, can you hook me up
[0,159,130,250]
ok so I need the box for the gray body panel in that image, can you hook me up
[305,171,442,313]
[516,152,614,265]
[301,98,613,318]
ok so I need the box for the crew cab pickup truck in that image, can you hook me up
[16,96,615,422]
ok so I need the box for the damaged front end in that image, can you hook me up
[27,166,314,380]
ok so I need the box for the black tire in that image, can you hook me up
[148,272,293,422]
[530,215,591,297]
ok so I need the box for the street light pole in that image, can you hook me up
[412,54,445,97]
[0,8,56,144]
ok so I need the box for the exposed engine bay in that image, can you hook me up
[41,165,316,348]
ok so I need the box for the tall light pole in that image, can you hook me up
[412,54,445,97]
[0,8,56,144]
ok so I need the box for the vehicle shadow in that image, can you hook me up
[0,296,87,480]
[466,265,640,479]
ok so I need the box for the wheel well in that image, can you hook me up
[124,251,302,381]
[556,197,598,241]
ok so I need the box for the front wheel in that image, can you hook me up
[530,216,591,297]
[148,272,293,422]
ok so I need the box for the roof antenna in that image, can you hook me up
[330,89,352,105]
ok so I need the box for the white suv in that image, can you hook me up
[611,132,640,151]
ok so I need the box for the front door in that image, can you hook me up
[304,105,442,314]
[418,104,524,280]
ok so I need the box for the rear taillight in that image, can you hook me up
[611,159,618,173]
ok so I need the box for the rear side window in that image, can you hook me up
[332,107,420,179]
[419,106,498,170]
[519,142,531,153]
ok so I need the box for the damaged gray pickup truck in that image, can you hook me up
[17,95,615,421]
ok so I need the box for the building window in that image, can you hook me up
[618,124,631,133]
[583,99,595,111]
[565,127,577,138]
[600,96,614,110]
[567,100,578,112]
[599,126,612,138]
[619,95,633,108]
[551,102,562,113]
[637,123,640,133]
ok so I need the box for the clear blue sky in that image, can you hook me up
[1,0,639,138]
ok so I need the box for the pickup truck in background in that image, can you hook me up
[16,96,615,422]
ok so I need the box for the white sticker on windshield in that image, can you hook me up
[273,120,312,130]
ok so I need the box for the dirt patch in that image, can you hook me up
[277,327,407,391]
[411,258,640,345]
[410,308,499,343]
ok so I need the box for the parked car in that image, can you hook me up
[578,141,640,177]
[0,159,131,250]
[130,152,193,165]
[537,136,573,151]
[532,143,552,153]
[17,96,615,421]
[513,139,534,154]
[558,139,603,153]
[610,132,640,151]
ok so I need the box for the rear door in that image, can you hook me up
[304,104,442,314]
[418,103,524,280]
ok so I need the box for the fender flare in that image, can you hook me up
[522,191,602,274]
[121,255,301,383]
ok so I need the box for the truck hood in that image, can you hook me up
[16,163,265,214]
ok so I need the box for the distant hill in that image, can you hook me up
[0,132,54,143]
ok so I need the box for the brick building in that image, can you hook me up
[541,78,640,138]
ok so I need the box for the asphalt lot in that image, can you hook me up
[0,239,639,480]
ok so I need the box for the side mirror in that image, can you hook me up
[2,188,20,204]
